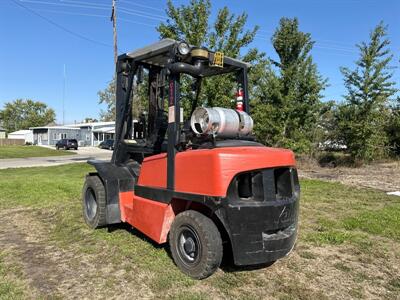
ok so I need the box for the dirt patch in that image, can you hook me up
[298,160,400,192]
[0,207,398,299]
[0,208,154,299]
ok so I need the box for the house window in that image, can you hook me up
[61,133,67,139]
[86,134,90,141]
[53,133,57,140]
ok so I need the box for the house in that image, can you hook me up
[31,126,80,146]
[30,120,137,147]
[65,121,115,146]
[7,130,33,143]
[0,126,5,139]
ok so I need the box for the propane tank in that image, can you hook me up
[190,107,253,138]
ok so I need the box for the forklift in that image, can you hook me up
[82,39,300,279]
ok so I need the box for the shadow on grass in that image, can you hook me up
[106,222,275,273]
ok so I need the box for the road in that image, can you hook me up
[0,147,112,169]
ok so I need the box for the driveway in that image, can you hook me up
[0,147,112,169]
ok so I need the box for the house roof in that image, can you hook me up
[0,127,5,132]
[8,130,32,135]
[65,121,115,128]
[92,127,115,133]
[30,126,80,130]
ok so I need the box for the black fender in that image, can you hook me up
[87,160,136,224]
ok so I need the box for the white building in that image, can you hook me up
[7,130,33,143]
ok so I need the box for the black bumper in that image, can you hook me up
[218,167,300,266]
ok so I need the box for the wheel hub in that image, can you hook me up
[178,227,200,263]
[85,188,97,220]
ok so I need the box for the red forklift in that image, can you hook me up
[82,39,300,279]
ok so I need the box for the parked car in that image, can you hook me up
[56,139,78,150]
[99,139,114,150]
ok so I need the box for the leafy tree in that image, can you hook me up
[99,0,262,122]
[83,117,99,123]
[157,0,261,109]
[0,99,55,133]
[252,18,327,153]
[98,77,116,121]
[336,22,397,161]
[98,76,148,121]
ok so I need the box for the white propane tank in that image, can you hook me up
[190,107,253,138]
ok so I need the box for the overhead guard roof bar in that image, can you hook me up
[122,38,251,70]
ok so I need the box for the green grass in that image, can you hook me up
[300,179,400,249]
[0,253,25,300]
[343,205,400,241]
[0,164,91,209]
[0,145,74,159]
[0,164,399,299]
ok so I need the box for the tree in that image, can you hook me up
[336,22,397,161]
[98,0,261,121]
[386,105,400,155]
[252,18,327,153]
[98,77,116,121]
[83,117,99,123]
[157,0,261,109]
[0,99,55,133]
[98,76,148,121]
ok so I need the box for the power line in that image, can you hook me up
[11,0,112,47]
[20,0,167,21]
[20,0,109,11]
[30,8,158,27]
[31,8,109,18]
[119,0,164,12]
[60,0,167,20]
[255,34,357,54]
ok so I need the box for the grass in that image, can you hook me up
[0,253,25,300]
[0,164,399,299]
[0,145,74,159]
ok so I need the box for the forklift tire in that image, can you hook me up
[82,175,107,229]
[169,210,222,279]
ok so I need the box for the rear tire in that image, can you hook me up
[169,210,222,279]
[82,175,107,229]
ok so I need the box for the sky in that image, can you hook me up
[0,0,399,124]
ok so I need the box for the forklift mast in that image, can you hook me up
[112,39,251,189]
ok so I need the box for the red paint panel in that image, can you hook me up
[119,190,174,243]
[137,146,295,197]
[175,147,295,197]
[137,153,167,188]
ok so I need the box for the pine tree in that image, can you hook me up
[252,18,327,153]
[337,22,397,161]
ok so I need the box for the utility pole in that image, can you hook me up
[111,0,118,65]
[63,64,66,125]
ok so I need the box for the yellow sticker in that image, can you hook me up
[212,52,224,67]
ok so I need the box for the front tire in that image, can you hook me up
[82,175,107,229]
[169,210,222,279]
